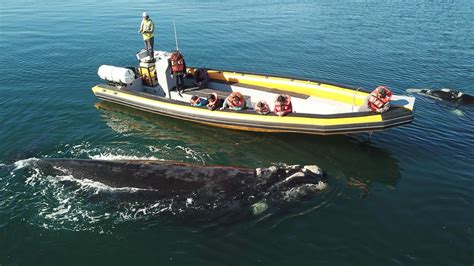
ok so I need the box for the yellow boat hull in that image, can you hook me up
[92,68,415,135]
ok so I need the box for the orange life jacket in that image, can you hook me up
[170,52,185,73]
[227,92,244,108]
[368,86,392,113]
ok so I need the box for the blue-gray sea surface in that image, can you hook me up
[0,0,473,265]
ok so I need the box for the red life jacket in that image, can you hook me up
[274,95,292,114]
[171,52,185,73]
[368,86,392,113]
[256,101,270,114]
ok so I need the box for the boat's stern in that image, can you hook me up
[92,50,178,98]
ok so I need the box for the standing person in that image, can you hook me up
[139,12,155,60]
[170,50,187,95]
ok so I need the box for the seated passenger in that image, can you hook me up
[194,68,209,89]
[368,86,392,113]
[207,93,222,111]
[255,100,270,115]
[190,95,208,107]
[220,91,246,111]
[274,95,292,116]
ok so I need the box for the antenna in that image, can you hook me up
[173,20,179,51]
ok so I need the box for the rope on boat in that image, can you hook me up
[352,87,361,112]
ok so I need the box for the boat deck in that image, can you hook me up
[168,79,368,115]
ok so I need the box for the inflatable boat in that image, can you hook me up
[91,51,415,135]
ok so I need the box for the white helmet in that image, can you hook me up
[142,12,148,18]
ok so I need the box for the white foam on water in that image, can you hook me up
[34,175,113,231]
[406,88,423,93]
[67,141,145,159]
[89,153,162,161]
[9,158,44,185]
[186,198,193,207]
[24,168,42,185]
[72,144,84,149]
[45,204,71,219]
[65,141,104,157]
[175,145,210,163]
[13,158,39,170]
[148,146,161,152]
[118,200,173,221]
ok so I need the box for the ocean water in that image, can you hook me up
[1,0,473,265]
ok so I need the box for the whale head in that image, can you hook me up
[257,164,327,202]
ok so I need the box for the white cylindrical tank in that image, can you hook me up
[98,65,135,84]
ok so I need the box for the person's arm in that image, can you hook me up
[220,98,229,109]
[197,98,206,107]
[264,103,270,113]
[139,20,144,33]
[149,21,154,33]
[283,102,292,115]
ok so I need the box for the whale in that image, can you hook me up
[39,159,328,220]
[406,88,474,105]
